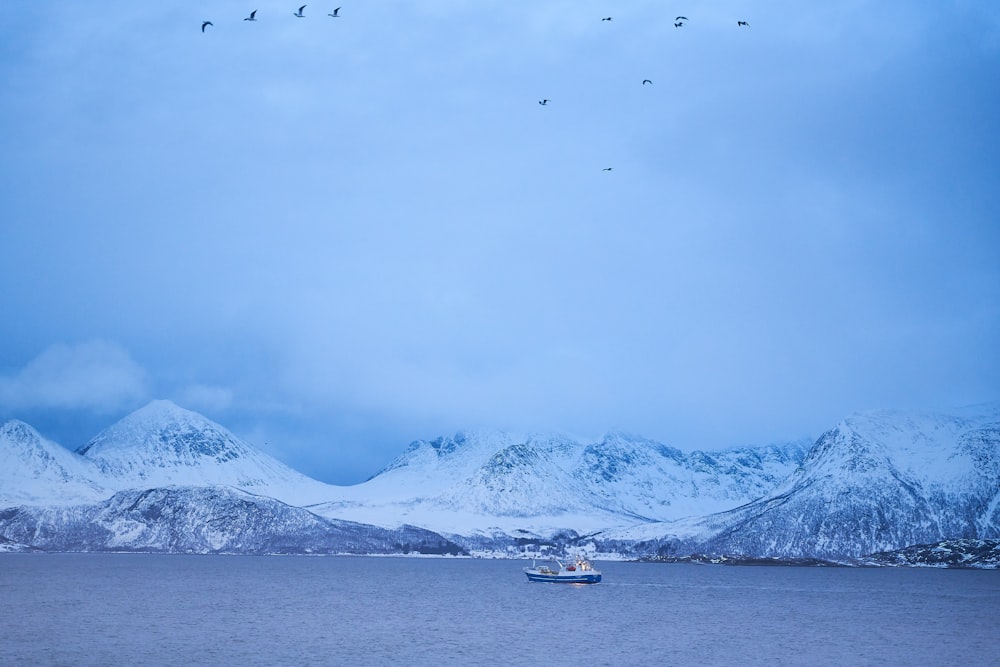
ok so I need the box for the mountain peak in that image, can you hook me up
[76,399,264,477]
[73,400,335,504]
[0,419,109,506]
[77,400,237,462]
[376,429,521,476]
[1,419,44,444]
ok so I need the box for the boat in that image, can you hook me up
[524,557,602,584]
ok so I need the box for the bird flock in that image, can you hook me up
[201,7,749,32]
[202,4,341,30]
[200,7,752,171]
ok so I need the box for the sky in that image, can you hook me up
[1,1,998,485]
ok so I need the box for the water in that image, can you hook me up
[1,555,997,666]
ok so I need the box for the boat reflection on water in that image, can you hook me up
[523,557,601,584]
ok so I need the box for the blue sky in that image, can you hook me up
[2,1,998,485]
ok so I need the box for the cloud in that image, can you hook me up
[0,340,149,412]
[0,1,996,480]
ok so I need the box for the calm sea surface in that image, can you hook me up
[1,554,997,666]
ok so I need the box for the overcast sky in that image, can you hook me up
[1,1,998,485]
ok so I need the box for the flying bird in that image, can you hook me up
[642,79,652,85]
[674,22,684,27]
[328,7,340,17]
[294,5,306,17]
[538,99,549,105]
[602,167,613,171]
[244,10,257,21]
[601,17,612,21]
[737,21,749,27]
[201,21,213,32]
[676,16,688,21]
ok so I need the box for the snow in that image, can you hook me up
[75,400,339,506]
[2,399,997,559]
[605,403,1000,559]
[302,428,810,538]
[0,420,110,506]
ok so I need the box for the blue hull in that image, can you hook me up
[525,572,602,584]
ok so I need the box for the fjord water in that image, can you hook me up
[1,555,997,666]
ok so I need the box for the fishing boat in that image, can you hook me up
[524,557,602,584]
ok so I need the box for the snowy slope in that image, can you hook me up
[0,420,109,506]
[310,429,809,536]
[0,486,464,555]
[76,400,337,506]
[859,538,1000,568]
[599,404,1000,559]
[311,431,635,536]
[571,432,809,521]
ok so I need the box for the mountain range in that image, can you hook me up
[1,399,997,565]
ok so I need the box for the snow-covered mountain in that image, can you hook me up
[572,433,809,521]
[311,431,633,536]
[308,430,809,537]
[0,486,464,555]
[599,405,1000,560]
[75,400,335,506]
[0,420,109,506]
[1,400,996,562]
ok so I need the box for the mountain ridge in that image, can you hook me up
[1,400,997,563]
[596,405,1000,560]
